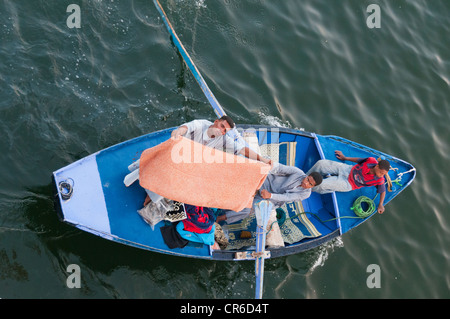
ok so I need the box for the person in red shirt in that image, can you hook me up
[307,150,390,214]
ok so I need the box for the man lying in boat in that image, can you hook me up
[216,163,323,223]
[307,150,390,214]
[170,115,271,164]
[142,115,271,206]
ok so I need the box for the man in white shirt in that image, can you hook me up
[171,116,271,164]
[142,116,271,206]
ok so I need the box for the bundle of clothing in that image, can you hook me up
[160,204,217,249]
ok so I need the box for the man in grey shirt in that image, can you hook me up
[217,163,323,223]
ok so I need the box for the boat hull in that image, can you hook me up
[53,125,415,260]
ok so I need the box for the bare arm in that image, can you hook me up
[239,147,271,164]
[335,150,361,163]
[377,191,386,214]
[171,125,188,138]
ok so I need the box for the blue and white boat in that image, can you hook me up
[52,0,416,298]
[52,125,415,261]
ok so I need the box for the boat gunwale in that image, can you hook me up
[52,124,416,261]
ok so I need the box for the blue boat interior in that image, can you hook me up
[59,125,414,260]
[316,134,415,233]
[251,128,339,246]
[221,127,415,258]
[96,128,212,258]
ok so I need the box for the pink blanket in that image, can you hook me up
[139,136,270,211]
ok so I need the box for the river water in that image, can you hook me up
[0,0,449,299]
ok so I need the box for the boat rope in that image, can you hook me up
[380,159,415,192]
[266,166,416,233]
[389,167,416,188]
[267,194,378,234]
[350,195,376,217]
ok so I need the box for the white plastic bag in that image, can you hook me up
[137,198,173,230]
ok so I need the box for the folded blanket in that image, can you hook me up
[139,136,270,212]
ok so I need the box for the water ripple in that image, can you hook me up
[0,0,449,298]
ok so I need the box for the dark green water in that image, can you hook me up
[0,0,449,299]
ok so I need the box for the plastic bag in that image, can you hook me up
[138,198,173,230]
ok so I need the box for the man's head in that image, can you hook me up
[211,115,235,136]
[301,172,323,189]
[219,115,235,128]
[374,159,390,178]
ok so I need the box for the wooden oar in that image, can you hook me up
[152,0,226,118]
[152,0,270,298]
[152,0,246,149]
[254,200,273,299]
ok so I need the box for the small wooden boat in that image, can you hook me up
[52,1,416,298]
[52,125,415,261]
